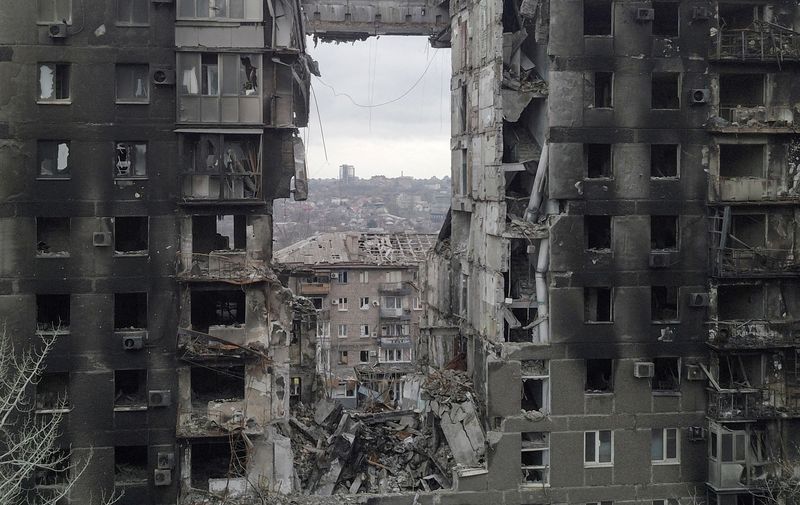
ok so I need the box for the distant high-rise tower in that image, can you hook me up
[339,164,356,181]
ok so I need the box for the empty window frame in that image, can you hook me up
[114,369,147,408]
[359,350,369,363]
[719,144,765,178]
[587,144,612,178]
[585,287,613,322]
[586,216,612,250]
[36,217,70,256]
[383,348,407,362]
[719,4,763,30]
[338,324,347,337]
[338,350,348,365]
[651,286,679,322]
[178,53,261,109]
[718,284,764,320]
[719,74,765,108]
[36,372,70,411]
[653,357,681,392]
[190,438,247,488]
[594,73,613,108]
[114,446,148,484]
[651,215,678,250]
[335,271,348,283]
[117,0,148,25]
[190,365,245,404]
[651,427,680,463]
[586,359,613,393]
[114,216,148,254]
[360,324,369,337]
[36,294,70,332]
[652,73,680,109]
[177,0,258,20]
[192,215,247,253]
[413,297,423,310]
[38,0,72,23]
[584,430,613,466]
[653,2,679,37]
[522,377,549,412]
[651,144,679,178]
[336,297,348,311]
[521,432,550,485]
[115,64,149,103]
[114,292,147,329]
[584,0,612,35]
[359,297,370,309]
[114,142,147,178]
[38,141,71,178]
[290,377,301,396]
[38,63,70,102]
[730,214,766,248]
[35,449,70,487]
[190,289,245,332]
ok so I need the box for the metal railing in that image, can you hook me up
[707,319,800,349]
[707,388,800,420]
[713,25,800,62]
[713,247,798,276]
[178,252,268,283]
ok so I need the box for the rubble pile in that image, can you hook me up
[422,369,473,403]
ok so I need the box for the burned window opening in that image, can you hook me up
[719,74,765,108]
[594,73,613,108]
[719,144,764,178]
[35,448,70,487]
[37,294,70,332]
[115,369,147,408]
[651,144,678,178]
[114,216,148,254]
[585,287,613,322]
[587,144,612,178]
[190,289,245,333]
[718,284,764,320]
[730,214,766,249]
[180,133,261,200]
[586,359,613,393]
[114,292,147,329]
[192,215,247,253]
[719,4,763,30]
[36,372,69,410]
[115,446,148,484]
[190,438,248,489]
[652,72,680,109]
[506,307,540,342]
[37,141,71,178]
[653,2,679,37]
[651,286,679,322]
[502,0,522,32]
[38,63,70,101]
[653,357,680,392]
[37,217,70,256]
[584,0,612,35]
[114,142,147,178]
[586,215,611,250]
[521,432,549,484]
[651,215,678,250]
[521,378,547,411]
[190,365,245,405]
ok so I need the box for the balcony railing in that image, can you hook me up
[708,175,800,203]
[379,307,411,320]
[298,282,331,295]
[379,282,411,294]
[178,252,268,283]
[711,24,800,62]
[707,320,800,349]
[707,388,800,420]
[181,173,261,202]
[712,247,798,277]
[378,336,412,348]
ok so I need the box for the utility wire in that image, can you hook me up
[310,84,328,162]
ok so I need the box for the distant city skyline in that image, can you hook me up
[303,36,451,180]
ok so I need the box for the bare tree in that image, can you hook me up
[750,453,800,505]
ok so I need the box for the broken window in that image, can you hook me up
[338,351,348,365]
[190,289,245,333]
[719,74,764,108]
[178,0,255,19]
[719,4,762,30]
[35,449,70,487]
[652,73,680,109]
[36,217,70,256]
[521,369,549,412]
[38,63,70,102]
[36,294,70,332]
[36,372,69,411]
[584,0,612,35]
[114,292,147,329]
[359,297,370,310]
[190,439,247,489]
[383,349,407,362]
[651,427,679,463]
[585,287,613,322]
[335,271,348,283]
[360,324,369,337]
[586,359,613,393]
[191,365,245,404]
[38,0,72,23]
[586,144,612,178]
[651,215,678,250]
[651,144,679,178]
[338,324,347,337]
[584,430,613,465]
[505,307,541,343]
[114,216,148,254]
[731,214,766,248]
[181,133,261,200]
[586,215,612,250]
[114,446,148,484]
[114,142,147,178]
[191,215,246,253]
[114,369,147,408]
[178,53,262,122]
[359,350,369,363]
[115,64,149,103]
[309,297,323,310]
[317,321,330,336]
[653,357,680,392]
[653,2,679,37]
[521,432,550,485]
[651,286,679,322]
[38,141,71,178]
[718,284,764,320]
[719,144,764,178]
[117,0,148,24]
[594,73,613,108]
[290,377,301,396]
[720,430,746,462]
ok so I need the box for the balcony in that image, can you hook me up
[380,307,411,320]
[711,247,798,277]
[178,252,268,283]
[379,282,411,295]
[378,336,412,348]
[711,24,800,62]
[708,175,800,203]
[707,320,800,349]
[707,388,800,421]
[298,282,331,295]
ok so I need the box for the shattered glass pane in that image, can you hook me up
[39,64,54,99]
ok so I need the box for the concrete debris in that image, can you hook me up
[422,369,473,403]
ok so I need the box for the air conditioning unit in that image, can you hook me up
[649,251,672,268]
[688,292,710,307]
[148,390,171,407]
[692,6,710,20]
[48,23,68,38]
[686,364,704,381]
[122,334,144,350]
[154,469,172,486]
[636,7,654,21]
[634,361,655,378]
[690,88,710,104]
[372,300,380,307]
[157,452,175,469]
[331,299,338,305]
[329,272,338,279]
[688,426,706,441]
[370,331,377,337]
[369,350,378,356]
[151,66,175,85]
[93,232,112,247]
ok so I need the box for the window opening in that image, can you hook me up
[594,73,613,108]
[651,144,678,178]
[719,144,764,178]
[730,214,766,249]
[36,294,70,332]
[586,359,613,392]
[653,357,681,392]
[521,432,550,484]
[360,350,369,363]
[190,289,245,333]
[338,351,348,365]
[191,215,246,253]
[190,438,247,488]
[652,72,680,109]
[114,142,147,178]
[38,0,72,23]
[115,64,149,103]
[651,215,678,250]
[587,144,612,178]
[584,0,612,35]
[115,446,148,484]
[651,428,679,463]
[114,369,147,408]
[190,365,245,405]
[584,430,613,465]
[584,287,613,322]
[36,372,69,411]
[719,4,762,30]
[35,449,70,487]
[114,292,148,329]
[586,215,612,250]
[117,0,149,24]
[38,141,71,178]
[114,216,148,254]
[359,297,370,309]
[36,217,70,256]
[651,286,679,322]
[38,64,70,101]
[653,2,679,36]
[718,284,764,320]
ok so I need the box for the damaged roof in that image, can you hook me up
[274,232,436,267]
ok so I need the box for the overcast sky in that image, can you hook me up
[302,36,452,180]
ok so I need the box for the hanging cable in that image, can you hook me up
[310,84,328,162]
